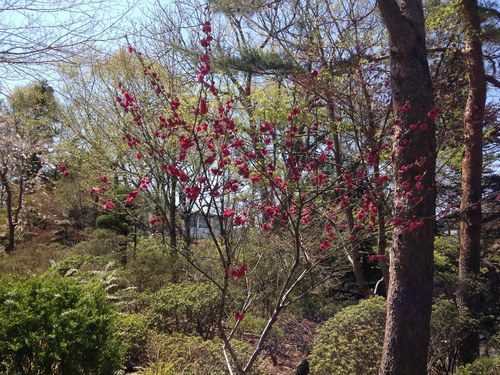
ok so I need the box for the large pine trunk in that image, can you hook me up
[376,1,436,374]
[457,0,486,364]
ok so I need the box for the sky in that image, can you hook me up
[0,0,159,100]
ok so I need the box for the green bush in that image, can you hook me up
[142,332,259,375]
[121,237,181,292]
[96,214,130,235]
[0,274,123,374]
[147,282,221,339]
[72,229,128,263]
[118,313,149,370]
[428,298,478,373]
[310,296,485,375]
[50,254,112,276]
[456,357,500,375]
[139,361,178,375]
[309,296,386,375]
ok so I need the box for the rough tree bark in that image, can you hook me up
[457,0,487,364]
[376,1,436,374]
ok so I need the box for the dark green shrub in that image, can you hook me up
[147,282,220,339]
[96,214,129,235]
[456,357,500,375]
[0,274,123,374]
[309,296,386,375]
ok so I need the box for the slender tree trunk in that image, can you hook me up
[376,1,436,374]
[1,164,15,254]
[457,0,486,364]
[359,69,390,290]
[327,99,373,297]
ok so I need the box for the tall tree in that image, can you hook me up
[0,81,59,253]
[457,0,487,364]
[375,1,436,374]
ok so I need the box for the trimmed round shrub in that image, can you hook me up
[309,296,386,375]
[0,274,123,374]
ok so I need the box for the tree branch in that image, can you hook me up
[478,5,500,20]
[485,74,500,88]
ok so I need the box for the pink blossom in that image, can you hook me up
[234,216,250,226]
[223,208,236,218]
[125,191,139,204]
[103,200,115,211]
[199,99,208,115]
[319,240,330,250]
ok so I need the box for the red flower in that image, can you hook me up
[184,186,201,200]
[199,99,208,115]
[223,208,235,218]
[427,107,440,119]
[401,103,411,112]
[319,240,330,250]
[234,216,249,226]
[103,200,115,211]
[149,216,163,225]
[234,311,244,321]
[125,190,139,204]
[58,165,68,172]
[250,174,262,184]
[98,173,108,183]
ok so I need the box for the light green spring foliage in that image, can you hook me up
[456,357,500,375]
[309,296,386,375]
[0,274,123,375]
[7,80,60,139]
[140,333,260,375]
